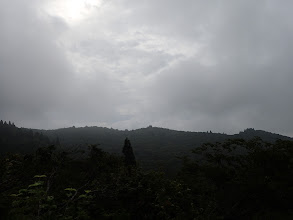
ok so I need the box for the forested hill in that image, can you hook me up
[0,120,51,153]
[42,126,292,151]
[1,122,291,172]
[40,126,292,172]
[1,124,293,218]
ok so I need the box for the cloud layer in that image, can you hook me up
[1,0,293,136]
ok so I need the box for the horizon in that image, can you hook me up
[2,119,292,138]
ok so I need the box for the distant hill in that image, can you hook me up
[236,128,291,142]
[0,120,51,154]
[40,126,292,173]
[1,122,291,173]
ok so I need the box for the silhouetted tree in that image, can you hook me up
[122,138,136,167]
[55,136,60,146]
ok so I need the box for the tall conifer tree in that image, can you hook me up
[122,138,136,167]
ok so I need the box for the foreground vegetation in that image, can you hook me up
[1,136,293,219]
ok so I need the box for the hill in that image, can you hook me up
[0,121,51,153]
[41,126,292,173]
[1,132,293,219]
[1,122,291,173]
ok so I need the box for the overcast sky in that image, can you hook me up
[1,0,293,136]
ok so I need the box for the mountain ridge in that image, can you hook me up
[2,121,292,173]
[39,125,292,173]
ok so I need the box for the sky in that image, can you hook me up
[1,0,293,136]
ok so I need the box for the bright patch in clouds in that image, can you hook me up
[44,0,101,24]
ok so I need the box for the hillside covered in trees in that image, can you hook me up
[0,121,51,154]
[1,135,292,219]
[1,122,293,218]
[41,126,292,173]
[1,123,292,174]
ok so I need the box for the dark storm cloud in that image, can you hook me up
[1,0,293,136]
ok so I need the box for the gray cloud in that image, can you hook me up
[1,0,293,136]
[0,0,72,126]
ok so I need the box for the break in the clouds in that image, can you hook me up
[1,0,293,136]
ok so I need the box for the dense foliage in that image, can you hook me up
[178,138,293,219]
[0,121,51,153]
[0,144,196,219]
[1,137,293,219]
[1,123,293,219]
